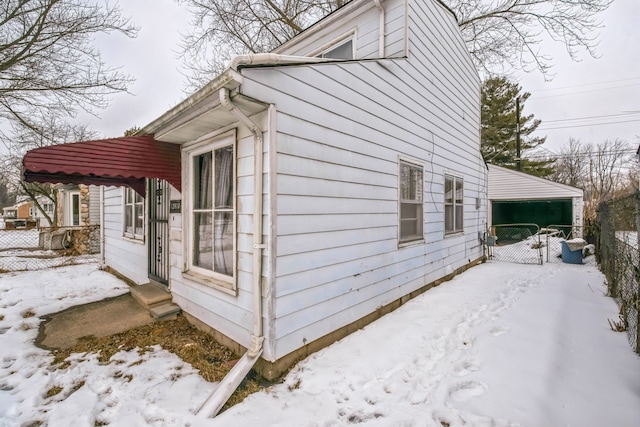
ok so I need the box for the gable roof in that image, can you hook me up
[488,164,583,201]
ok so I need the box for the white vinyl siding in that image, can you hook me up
[88,185,100,225]
[273,0,406,59]
[235,0,486,360]
[103,186,148,285]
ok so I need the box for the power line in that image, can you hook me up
[543,112,640,124]
[532,83,640,100]
[529,76,640,93]
[537,118,640,131]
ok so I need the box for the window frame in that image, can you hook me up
[310,30,357,60]
[444,174,464,236]
[398,158,425,245]
[123,187,145,241]
[184,133,237,293]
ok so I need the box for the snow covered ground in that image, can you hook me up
[1,261,639,426]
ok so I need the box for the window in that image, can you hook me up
[319,38,353,59]
[124,188,144,240]
[445,175,464,235]
[399,159,424,243]
[189,140,235,283]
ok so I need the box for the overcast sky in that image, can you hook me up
[80,0,640,155]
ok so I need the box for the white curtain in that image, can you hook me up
[194,153,213,270]
[213,147,233,276]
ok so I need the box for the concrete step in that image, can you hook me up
[150,303,181,320]
[130,283,171,310]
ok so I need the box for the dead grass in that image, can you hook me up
[22,309,35,318]
[0,314,4,321]
[49,314,265,409]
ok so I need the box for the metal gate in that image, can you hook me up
[148,179,170,286]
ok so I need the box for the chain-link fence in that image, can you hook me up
[0,227,99,272]
[596,192,640,354]
[486,223,543,264]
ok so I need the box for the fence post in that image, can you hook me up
[635,191,640,354]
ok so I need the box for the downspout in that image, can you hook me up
[373,0,386,57]
[196,87,265,418]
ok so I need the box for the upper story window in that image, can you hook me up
[124,187,144,240]
[399,159,424,243]
[187,134,236,290]
[444,174,464,235]
[319,38,354,60]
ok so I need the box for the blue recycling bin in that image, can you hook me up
[561,241,583,264]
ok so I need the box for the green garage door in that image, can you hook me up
[492,199,572,228]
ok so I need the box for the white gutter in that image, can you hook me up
[229,53,338,72]
[196,87,266,418]
[373,0,386,57]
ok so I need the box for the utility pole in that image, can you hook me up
[515,97,521,172]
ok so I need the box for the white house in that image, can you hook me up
[488,164,583,232]
[23,0,487,407]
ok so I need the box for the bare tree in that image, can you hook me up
[550,138,634,222]
[177,0,345,89]
[177,0,612,87]
[446,0,612,77]
[0,113,97,225]
[587,139,632,202]
[550,138,590,188]
[0,0,137,142]
[0,0,137,217]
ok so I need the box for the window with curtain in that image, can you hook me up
[445,174,464,235]
[191,143,234,280]
[124,187,144,240]
[399,159,424,243]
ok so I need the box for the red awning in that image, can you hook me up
[23,135,181,195]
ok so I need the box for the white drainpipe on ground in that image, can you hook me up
[196,87,266,418]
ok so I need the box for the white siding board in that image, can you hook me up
[274,0,406,59]
[277,195,396,216]
[102,187,148,284]
[488,164,583,200]
[276,225,397,257]
[278,175,397,200]
[277,213,396,235]
[278,153,396,188]
[88,186,100,225]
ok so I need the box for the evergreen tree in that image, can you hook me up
[481,76,555,177]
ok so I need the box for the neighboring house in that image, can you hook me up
[23,0,487,385]
[2,199,33,228]
[55,184,101,228]
[488,164,584,232]
[30,195,55,227]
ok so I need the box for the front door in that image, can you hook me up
[148,179,170,286]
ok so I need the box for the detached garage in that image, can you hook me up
[488,164,583,230]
